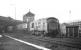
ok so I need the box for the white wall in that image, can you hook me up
[17,23,27,30]
[30,18,47,32]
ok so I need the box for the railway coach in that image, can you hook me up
[30,17,60,37]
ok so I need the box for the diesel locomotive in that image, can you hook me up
[30,17,60,37]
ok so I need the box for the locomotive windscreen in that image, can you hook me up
[48,21,58,30]
[47,17,59,31]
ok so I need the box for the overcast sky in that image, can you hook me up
[0,0,81,23]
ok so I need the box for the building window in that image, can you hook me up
[32,23,34,28]
[26,19,29,22]
[38,25,40,28]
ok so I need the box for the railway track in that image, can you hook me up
[31,37,81,49]
[3,33,81,49]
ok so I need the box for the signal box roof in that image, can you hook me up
[25,11,35,17]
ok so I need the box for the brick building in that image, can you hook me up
[23,11,35,30]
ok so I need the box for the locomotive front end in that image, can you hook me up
[47,17,60,37]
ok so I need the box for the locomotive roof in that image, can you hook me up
[30,17,59,23]
[47,17,58,20]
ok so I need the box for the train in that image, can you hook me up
[4,17,60,37]
[29,17,60,37]
[1,16,79,38]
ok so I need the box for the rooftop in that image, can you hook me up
[0,16,24,26]
[25,11,35,17]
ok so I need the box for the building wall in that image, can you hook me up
[23,16,34,23]
[16,23,27,30]
[60,24,66,34]
[30,18,47,32]
[7,26,13,31]
[23,12,35,31]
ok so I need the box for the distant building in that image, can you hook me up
[60,23,69,35]
[68,21,81,33]
[61,21,81,35]
[23,11,35,30]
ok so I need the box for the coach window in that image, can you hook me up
[32,23,34,28]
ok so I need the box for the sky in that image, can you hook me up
[0,0,81,23]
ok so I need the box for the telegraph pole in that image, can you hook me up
[15,6,16,20]
[69,10,71,15]
[69,10,71,18]
[10,4,16,20]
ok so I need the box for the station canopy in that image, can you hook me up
[0,16,24,26]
